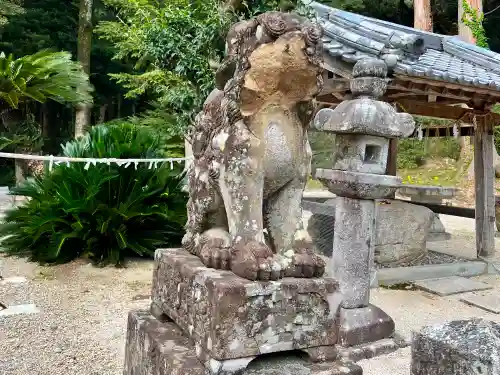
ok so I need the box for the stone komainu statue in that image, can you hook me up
[182,12,325,281]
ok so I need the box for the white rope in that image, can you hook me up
[0,152,192,170]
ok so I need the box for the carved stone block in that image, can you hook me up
[315,169,401,199]
[330,134,389,175]
[123,310,205,375]
[151,248,340,361]
[337,305,395,347]
[124,310,364,375]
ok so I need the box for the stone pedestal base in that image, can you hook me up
[124,310,364,375]
[152,249,341,363]
[337,304,395,347]
[335,304,406,361]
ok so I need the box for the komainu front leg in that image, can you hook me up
[265,178,325,278]
[219,122,286,281]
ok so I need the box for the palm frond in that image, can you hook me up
[0,49,93,109]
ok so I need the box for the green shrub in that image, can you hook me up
[0,123,188,265]
[398,137,461,169]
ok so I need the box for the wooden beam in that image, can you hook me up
[395,200,475,218]
[319,77,349,96]
[409,126,474,138]
[394,99,500,124]
[474,120,496,257]
[394,75,500,98]
[390,81,471,101]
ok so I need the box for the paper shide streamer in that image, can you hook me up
[0,152,193,171]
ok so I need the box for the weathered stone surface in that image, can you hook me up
[183,11,326,281]
[123,310,205,375]
[411,319,500,375]
[398,185,457,204]
[124,310,363,375]
[244,355,363,375]
[152,248,340,361]
[337,305,395,347]
[330,134,389,175]
[314,101,415,138]
[337,336,408,362]
[427,213,451,242]
[306,199,434,266]
[495,195,500,234]
[331,197,375,308]
[374,200,433,265]
[313,59,415,139]
[414,276,493,296]
[315,169,401,199]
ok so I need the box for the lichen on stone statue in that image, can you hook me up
[182,11,325,281]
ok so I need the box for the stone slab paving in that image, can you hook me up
[0,304,39,317]
[460,292,500,314]
[0,276,27,285]
[414,276,492,296]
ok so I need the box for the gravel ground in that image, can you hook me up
[0,213,499,375]
[0,256,153,375]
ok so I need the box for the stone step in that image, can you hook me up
[414,276,493,296]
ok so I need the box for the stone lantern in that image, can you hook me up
[312,58,415,348]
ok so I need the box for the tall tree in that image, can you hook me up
[459,0,482,43]
[414,0,433,31]
[75,0,93,138]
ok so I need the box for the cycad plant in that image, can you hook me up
[0,122,187,265]
[0,49,93,110]
[0,49,93,182]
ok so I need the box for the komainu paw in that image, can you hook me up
[285,239,326,278]
[231,241,288,281]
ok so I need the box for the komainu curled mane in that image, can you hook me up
[182,11,326,281]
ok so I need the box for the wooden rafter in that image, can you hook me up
[393,99,500,124]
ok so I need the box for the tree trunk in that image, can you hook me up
[459,0,483,43]
[74,0,93,138]
[458,0,485,179]
[414,0,433,32]
[117,95,122,118]
[98,103,108,123]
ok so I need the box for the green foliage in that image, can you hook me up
[461,0,489,48]
[0,49,93,109]
[0,0,23,26]
[96,0,232,135]
[397,137,461,169]
[0,123,188,265]
[0,113,43,152]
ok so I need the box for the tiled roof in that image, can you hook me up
[308,1,500,91]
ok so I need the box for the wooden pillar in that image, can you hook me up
[386,139,398,176]
[474,119,495,257]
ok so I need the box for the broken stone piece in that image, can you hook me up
[411,319,500,375]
